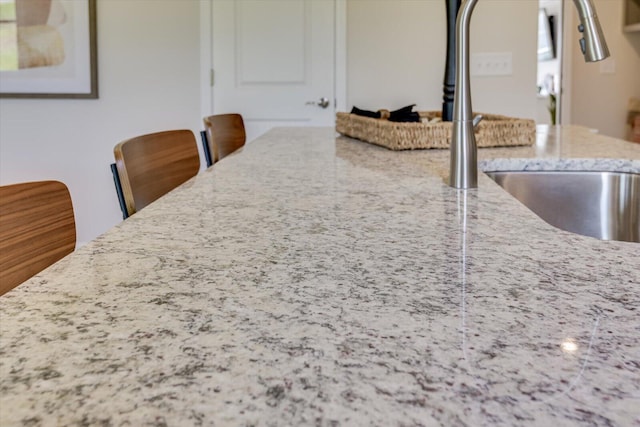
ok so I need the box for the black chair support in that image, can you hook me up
[110,163,129,220]
[200,130,213,168]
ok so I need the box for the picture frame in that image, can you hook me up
[537,8,556,62]
[0,0,98,99]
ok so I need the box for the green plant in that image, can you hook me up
[548,93,557,125]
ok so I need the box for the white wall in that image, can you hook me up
[566,0,640,139]
[347,1,446,113]
[0,0,202,245]
[347,0,538,120]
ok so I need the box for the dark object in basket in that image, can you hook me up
[350,106,380,118]
[350,104,421,123]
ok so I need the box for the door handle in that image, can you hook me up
[305,97,330,109]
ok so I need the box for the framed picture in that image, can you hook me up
[0,0,98,99]
[537,8,556,62]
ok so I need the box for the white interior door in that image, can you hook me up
[212,0,337,142]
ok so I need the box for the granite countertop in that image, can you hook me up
[1,125,638,426]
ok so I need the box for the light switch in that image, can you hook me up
[471,52,513,77]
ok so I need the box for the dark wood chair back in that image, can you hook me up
[202,114,246,166]
[113,130,200,217]
[0,180,76,295]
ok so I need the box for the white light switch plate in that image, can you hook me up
[471,52,513,76]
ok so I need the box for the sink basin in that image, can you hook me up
[485,171,640,243]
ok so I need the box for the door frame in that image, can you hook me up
[199,0,347,123]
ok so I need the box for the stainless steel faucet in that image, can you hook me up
[449,0,610,189]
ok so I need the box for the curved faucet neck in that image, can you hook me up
[452,0,478,126]
[448,0,610,190]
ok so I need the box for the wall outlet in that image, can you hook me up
[471,52,513,76]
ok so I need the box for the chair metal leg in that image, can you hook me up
[110,163,129,220]
[200,130,213,168]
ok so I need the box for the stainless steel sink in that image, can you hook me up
[485,171,640,243]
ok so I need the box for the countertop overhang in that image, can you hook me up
[1,125,638,426]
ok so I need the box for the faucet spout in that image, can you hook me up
[448,0,610,189]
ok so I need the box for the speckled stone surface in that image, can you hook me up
[1,125,639,426]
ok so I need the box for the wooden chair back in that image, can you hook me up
[113,130,200,217]
[0,180,76,295]
[203,114,246,166]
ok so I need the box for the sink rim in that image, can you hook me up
[484,169,640,243]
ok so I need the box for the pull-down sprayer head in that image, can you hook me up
[572,0,610,62]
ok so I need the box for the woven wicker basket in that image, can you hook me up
[336,111,535,150]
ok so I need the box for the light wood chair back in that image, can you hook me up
[202,114,246,166]
[113,130,200,217]
[0,180,76,295]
